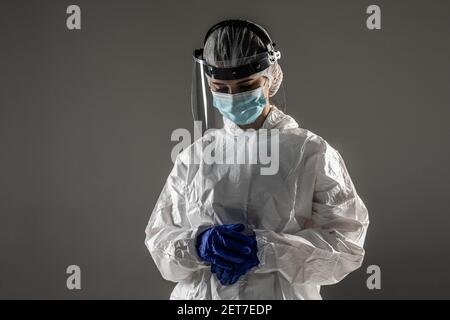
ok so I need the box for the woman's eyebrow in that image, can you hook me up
[236,78,253,85]
[211,78,253,86]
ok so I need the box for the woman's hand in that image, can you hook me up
[195,223,259,285]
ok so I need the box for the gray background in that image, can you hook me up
[1,0,449,299]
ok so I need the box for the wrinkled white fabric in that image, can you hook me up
[145,106,369,300]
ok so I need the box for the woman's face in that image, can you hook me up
[209,75,269,95]
[209,75,272,129]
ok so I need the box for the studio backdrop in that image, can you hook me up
[1,0,450,299]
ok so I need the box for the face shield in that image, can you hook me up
[191,49,286,133]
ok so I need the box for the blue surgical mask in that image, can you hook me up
[211,87,267,125]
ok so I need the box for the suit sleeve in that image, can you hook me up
[254,140,369,286]
[144,158,211,283]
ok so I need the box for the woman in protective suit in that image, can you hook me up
[145,19,369,300]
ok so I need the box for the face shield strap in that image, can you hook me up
[193,49,277,81]
[193,20,281,80]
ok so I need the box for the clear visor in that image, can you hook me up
[191,55,286,133]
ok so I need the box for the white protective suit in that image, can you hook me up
[145,106,369,300]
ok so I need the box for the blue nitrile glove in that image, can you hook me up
[196,224,255,271]
[210,233,259,285]
[211,263,234,285]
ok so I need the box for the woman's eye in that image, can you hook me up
[239,85,254,91]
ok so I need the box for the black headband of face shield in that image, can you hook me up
[193,19,281,80]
